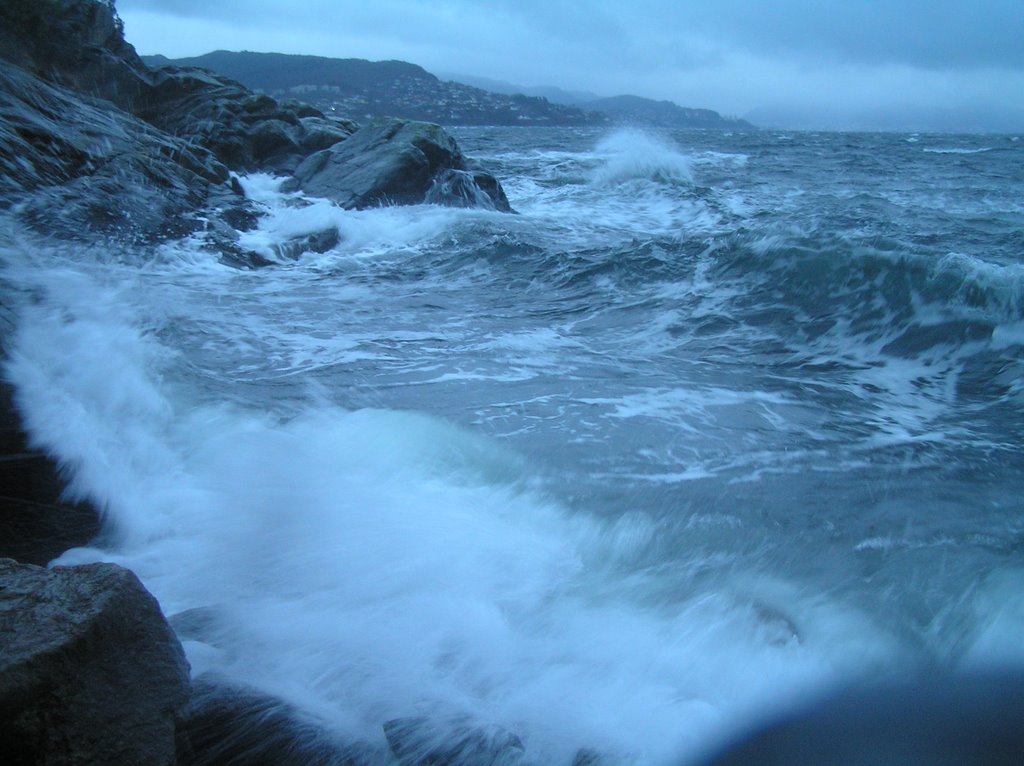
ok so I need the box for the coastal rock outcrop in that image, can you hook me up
[283,117,513,212]
[0,558,190,765]
[135,66,359,175]
[1,0,511,250]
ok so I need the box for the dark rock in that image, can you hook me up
[693,671,1024,766]
[283,117,509,212]
[0,0,150,108]
[571,748,613,766]
[0,558,190,765]
[135,65,357,175]
[298,115,360,155]
[178,678,379,766]
[383,716,526,766]
[0,59,266,246]
[2,0,510,256]
[425,169,513,212]
[273,227,341,261]
[0,379,101,565]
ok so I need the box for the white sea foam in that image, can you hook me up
[591,130,694,187]
[922,146,993,155]
[4,253,904,765]
[236,173,475,264]
[4,126,1020,764]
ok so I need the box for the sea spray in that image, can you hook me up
[3,126,1023,763]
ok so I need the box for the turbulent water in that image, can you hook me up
[4,127,1024,764]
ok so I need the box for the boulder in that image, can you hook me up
[383,716,527,766]
[426,168,513,212]
[283,117,511,212]
[0,558,190,765]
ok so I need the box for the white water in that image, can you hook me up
[4,127,1023,764]
[2,241,902,765]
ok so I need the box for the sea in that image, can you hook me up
[3,127,1023,764]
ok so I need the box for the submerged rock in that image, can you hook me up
[179,678,380,766]
[383,716,527,766]
[272,226,342,261]
[0,558,190,765]
[283,117,511,212]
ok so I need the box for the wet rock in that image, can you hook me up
[179,678,379,766]
[383,716,526,766]
[0,558,190,765]
[0,0,151,107]
[283,117,509,212]
[137,66,357,175]
[273,226,342,261]
[425,168,513,212]
[0,59,260,245]
[0,379,100,565]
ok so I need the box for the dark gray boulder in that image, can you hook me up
[383,716,527,766]
[0,558,190,765]
[426,168,513,212]
[283,117,511,212]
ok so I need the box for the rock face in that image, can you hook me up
[0,380,100,566]
[135,66,358,175]
[0,63,241,244]
[0,558,191,765]
[283,117,513,212]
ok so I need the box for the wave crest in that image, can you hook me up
[591,130,694,187]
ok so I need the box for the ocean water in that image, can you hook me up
[3,127,1024,764]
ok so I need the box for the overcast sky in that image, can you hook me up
[118,1,1024,125]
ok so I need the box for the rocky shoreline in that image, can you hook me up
[0,1,513,762]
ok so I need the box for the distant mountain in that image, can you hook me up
[585,95,753,130]
[143,51,752,130]
[438,72,601,106]
[142,51,606,127]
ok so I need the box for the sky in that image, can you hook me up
[117,0,1024,129]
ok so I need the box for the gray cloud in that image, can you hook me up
[116,0,1024,125]
[655,0,1024,69]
